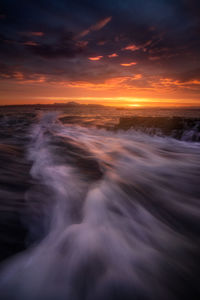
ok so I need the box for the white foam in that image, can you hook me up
[0,112,200,300]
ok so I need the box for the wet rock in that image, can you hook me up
[115,116,200,141]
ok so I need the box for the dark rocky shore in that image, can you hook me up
[115,116,200,141]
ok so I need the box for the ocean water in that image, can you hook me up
[0,106,200,300]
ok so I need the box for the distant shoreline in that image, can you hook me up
[1,103,200,109]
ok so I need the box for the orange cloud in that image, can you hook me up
[3,72,200,106]
[133,74,142,80]
[77,16,112,38]
[147,77,200,96]
[189,80,200,85]
[88,56,103,61]
[0,73,10,79]
[90,16,112,31]
[123,41,153,52]
[6,72,46,84]
[58,74,142,90]
[97,40,106,46]
[149,56,160,61]
[108,53,118,58]
[159,78,200,88]
[13,72,24,80]
[30,31,44,36]
[122,44,140,51]
[23,41,38,46]
[120,62,137,67]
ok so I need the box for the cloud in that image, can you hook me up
[0,0,200,102]
[28,32,86,59]
[29,32,44,37]
[31,44,83,58]
[23,41,38,46]
[149,56,160,61]
[122,41,152,52]
[58,74,143,90]
[108,53,118,58]
[120,62,137,67]
[19,31,45,38]
[88,56,103,61]
[13,71,24,80]
[76,41,88,48]
[122,44,140,51]
[97,40,106,46]
[77,16,112,38]
[159,78,200,88]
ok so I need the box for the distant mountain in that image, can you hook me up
[53,102,105,108]
[54,101,80,106]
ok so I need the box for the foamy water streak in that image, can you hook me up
[0,112,200,300]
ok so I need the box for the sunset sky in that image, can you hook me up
[0,0,200,106]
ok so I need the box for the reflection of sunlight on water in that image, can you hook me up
[0,112,200,300]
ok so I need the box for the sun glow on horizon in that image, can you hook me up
[9,96,196,108]
[128,103,142,107]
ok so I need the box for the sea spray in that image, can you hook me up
[0,112,200,299]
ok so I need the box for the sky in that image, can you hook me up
[0,0,200,106]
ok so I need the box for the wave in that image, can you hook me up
[115,116,200,142]
[0,112,200,300]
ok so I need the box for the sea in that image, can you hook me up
[0,105,200,300]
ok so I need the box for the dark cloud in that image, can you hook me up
[0,0,200,92]
[27,32,87,59]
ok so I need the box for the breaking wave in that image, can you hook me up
[0,112,200,300]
